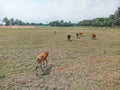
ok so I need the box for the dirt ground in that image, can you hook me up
[0,26,35,29]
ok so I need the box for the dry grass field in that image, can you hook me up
[0,26,120,90]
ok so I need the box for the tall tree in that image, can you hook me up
[2,17,10,26]
[114,7,120,26]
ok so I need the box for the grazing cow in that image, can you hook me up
[76,32,83,39]
[79,32,83,36]
[36,51,49,70]
[92,33,97,40]
[76,33,79,39]
[67,35,72,41]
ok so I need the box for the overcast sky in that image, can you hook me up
[0,0,120,23]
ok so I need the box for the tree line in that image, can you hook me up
[50,7,120,27]
[1,7,120,27]
[0,18,42,26]
[49,20,75,26]
[78,7,120,27]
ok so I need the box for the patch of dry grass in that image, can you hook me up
[0,27,120,90]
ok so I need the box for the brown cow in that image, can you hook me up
[76,32,83,39]
[36,51,49,71]
[76,33,79,39]
[92,33,97,40]
[79,32,83,36]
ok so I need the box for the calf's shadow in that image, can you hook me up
[41,64,55,76]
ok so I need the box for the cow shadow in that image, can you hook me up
[41,64,55,76]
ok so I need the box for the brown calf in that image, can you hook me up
[92,33,96,40]
[76,32,83,39]
[79,32,83,36]
[36,51,49,70]
[76,33,79,39]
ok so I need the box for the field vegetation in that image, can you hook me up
[0,26,120,90]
